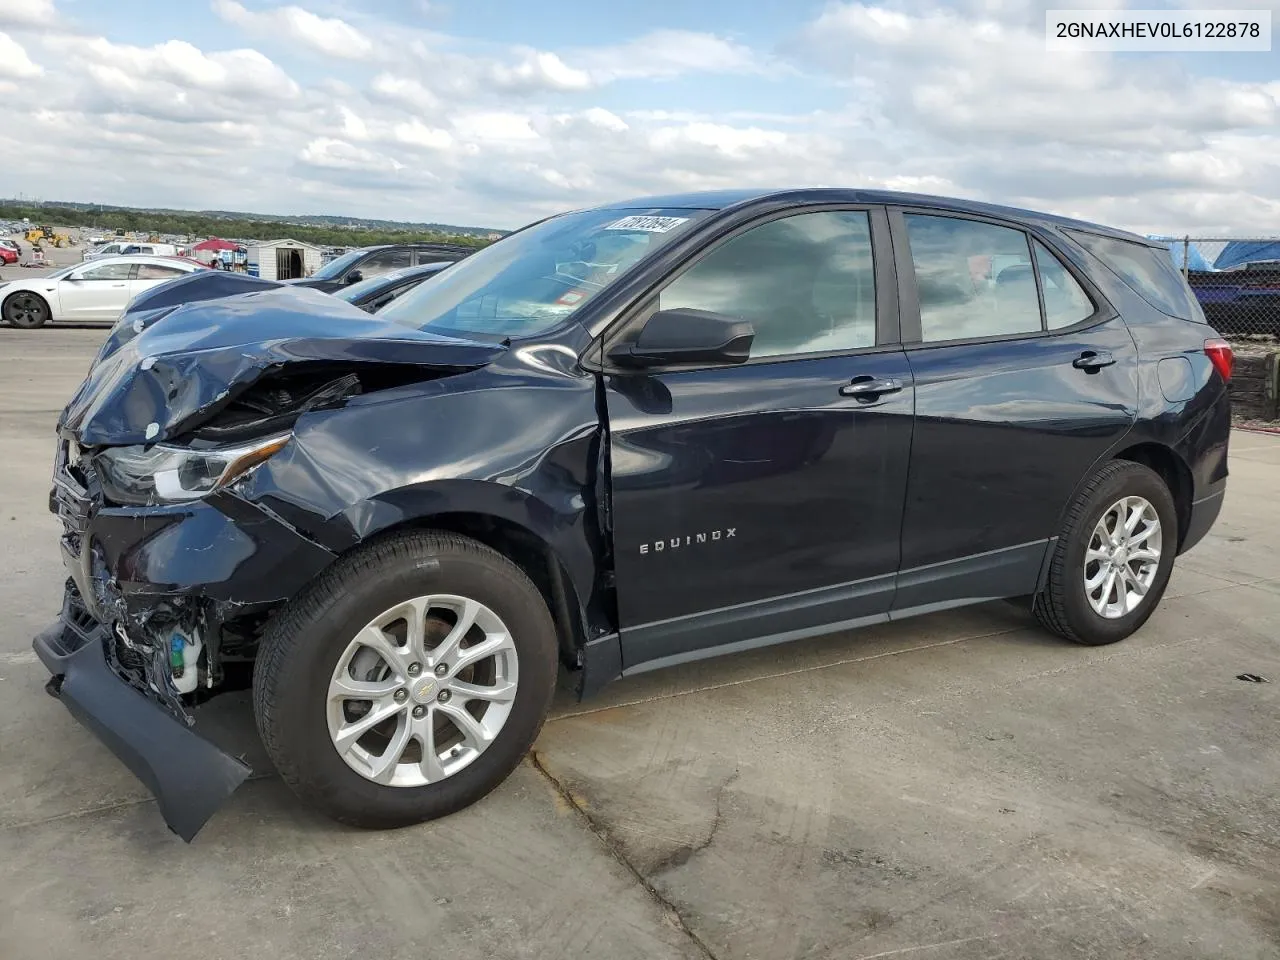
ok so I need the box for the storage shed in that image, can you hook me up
[246,239,323,280]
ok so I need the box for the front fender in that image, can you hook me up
[337,477,599,609]
[235,341,610,637]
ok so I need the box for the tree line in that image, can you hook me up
[0,202,493,250]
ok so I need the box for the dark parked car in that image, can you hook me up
[291,242,475,293]
[334,261,452,313]
[34,188,1232,840]
[1187,265,1280,336]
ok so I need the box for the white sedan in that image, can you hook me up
[0,255,207,328]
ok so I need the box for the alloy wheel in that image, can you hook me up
[326,594,519,787]
[1083,495,1163,619]
[3,293,49,328]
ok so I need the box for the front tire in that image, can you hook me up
[2,292,51,328]
[253,531,559,828]
[1034,460,1177,646]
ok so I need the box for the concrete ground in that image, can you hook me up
[1,327,1277,960]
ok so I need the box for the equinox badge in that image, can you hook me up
[639,529,736,555]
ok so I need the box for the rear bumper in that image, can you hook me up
[33,595,250,842]
[1180,486,1225,555]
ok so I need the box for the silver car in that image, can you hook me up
[83,241,181,261]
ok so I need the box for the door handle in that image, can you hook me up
[839,376,904,399]
[1072,350,1115,372]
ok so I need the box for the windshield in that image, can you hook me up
[378,207,707,339]
[312,248,370,281]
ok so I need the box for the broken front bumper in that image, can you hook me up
[33,590,250,842]
[34,433,335,840]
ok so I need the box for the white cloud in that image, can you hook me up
[0,0,56,27]
[574,29,764,81]
[212,0,374,60]
[799,2,1280,145]
[452,111,542,143]
[300,137,401,171]
[490,50,593,92]
[393,119,454,150]
[338,106,368,141]
[649,122,788,159]
[48,35,301,100]
[1,2,1277,235]
[369,73,440,110]
[787,1,1280,232]
[0,31,42,78]
[580,107,629,132]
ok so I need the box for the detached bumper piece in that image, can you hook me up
[32,599,250,842]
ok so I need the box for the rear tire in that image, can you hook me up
[2,292,51,328]
[1034,460,1177,646]
[253,531,559,828]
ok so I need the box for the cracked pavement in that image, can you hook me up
[2,329,1278,960]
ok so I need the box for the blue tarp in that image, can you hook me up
[1213,240,1280,272]
[1149,237,1212,272]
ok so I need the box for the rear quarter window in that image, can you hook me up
[1066,230,1198,320]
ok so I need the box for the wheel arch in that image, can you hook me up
[1110,441,1194,549]
[1035,438,1195,600]
[377,512,591,667]
[326,480,611,668]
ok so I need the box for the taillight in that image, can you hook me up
[1204,338,1233,382]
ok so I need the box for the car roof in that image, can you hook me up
[346,242,475,253]
[353,262,449,285]
[598,187,1151,244]
[85,254,203,267]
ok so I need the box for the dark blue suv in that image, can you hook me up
[35,189,1232,839]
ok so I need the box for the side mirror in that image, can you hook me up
[344,270,363,285]
[608,308,754,369]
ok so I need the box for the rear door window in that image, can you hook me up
[415,250,462,266]
[904,214,1041,342]
[359,249,412,278]
[136,264,187,279]
[1032,240,1094,329]
[1066,230,1195,319]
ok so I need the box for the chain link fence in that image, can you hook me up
[1152,237,1280,341]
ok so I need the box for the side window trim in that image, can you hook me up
[597,204,901,373]
[1029,241,1049,333]
[888,205,1113,347]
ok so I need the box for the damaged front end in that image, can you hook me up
[37,438,263,842]
[35,282,505,840]
[34,587,252,844]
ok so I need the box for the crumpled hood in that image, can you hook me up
[63,279,505,447]
[95,270,287,362]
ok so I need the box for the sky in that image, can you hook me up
[0,0,1278,234]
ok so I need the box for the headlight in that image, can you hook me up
[94,433,291,505]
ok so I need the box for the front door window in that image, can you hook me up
[658,211,877,358]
